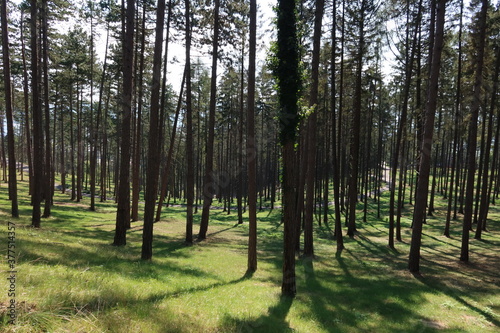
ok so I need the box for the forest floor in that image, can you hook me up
[0,177,499,332]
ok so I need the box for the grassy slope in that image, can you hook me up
[0,178,499,332]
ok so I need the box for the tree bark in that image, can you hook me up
[185,0,194,245]
[41,0,52,218]
[445,0,464,237]
[276,0,301,297]
[1,0,19,217]
[389,0,421,247]
[461,0,487,250]
[198,0,220,241]
[347,0,367,238]
[114,0,135,246]
[247,0,258,272]
[408,0,446,273]
[20,9,33,197]
[141,0,166,260]
[331,0,344,253]
[476,46,499,239]
[131,3,147,221]
[30,0,43,228]
[303,0,324,257]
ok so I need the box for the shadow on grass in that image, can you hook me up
[415,272,500,329]
[220,294,294,332]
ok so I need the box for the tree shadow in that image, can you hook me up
[414,273,500,328]
[220,294,294,332]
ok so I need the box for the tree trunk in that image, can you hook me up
[408,0,446,273]
[276,0,301,297]
[131,4,147,222]
[303,0,324,258]
[1,0,19,217]
[155,69,185,221]
[237,41,245,225]
[347,0,367,238]
[141,0,166,260]
[247,0,258,272]
[476,47,499,239]
[41,0,52,218]
[198,0,220,241]
[445,0,463,237]
[461,0,488,249]
[185,0,194,245]
[30,0,43,228]
[114,0,135,246]
[331,0,344,253]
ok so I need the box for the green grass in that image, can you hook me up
[0,178,499,332]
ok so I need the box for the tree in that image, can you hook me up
[1,0,19,217]
[19,5,34,198]
[273,0,302,297]
[346,0,379,238]
[114,0,135,246]
[131,1,147,222]
[408,0,446,273]
[330,0,344,253]
[246,0,257,272]
[388,0,422,248]
[185,0,195,244]
[141,0,166,260]
[303,0,324,257]
[41,0,53,218]
[461,0,488,260]
[198,0,221,241]
[31,0,44,228]
[445,0,464,238]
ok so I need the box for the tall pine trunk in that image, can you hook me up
[247,0,258,272]
[408,0,446,273]
[114,0,135,246]
[131,4,147,222]
[461,0,488,259]
[276,0,301,297]
[41,0,52,218]
[198,0,220,241]
[31,0,43,228]
[185,0,194,245]
[347,0,367,238]
[1,0,19,217]
[303,0,324,257]
[475,46,499,239]
[141,0,166,260]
